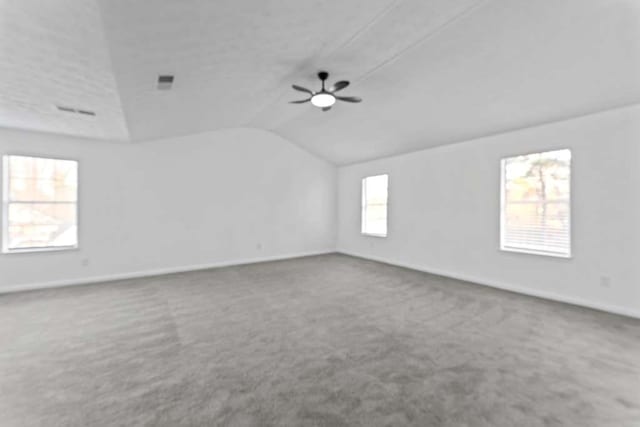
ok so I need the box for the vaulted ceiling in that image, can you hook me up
[1,0,639,164]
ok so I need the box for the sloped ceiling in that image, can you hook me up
[1,0,639,164]
[0,0,129,141]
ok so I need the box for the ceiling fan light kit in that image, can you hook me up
[290,71,361,111]
[310,93,336,108]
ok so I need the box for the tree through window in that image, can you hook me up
[501,149,571,257]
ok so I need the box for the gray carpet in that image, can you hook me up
[1,254,639,427]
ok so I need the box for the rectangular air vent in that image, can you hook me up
[56,105,96,117]
[57,106,76,113]
[157,74,174,90]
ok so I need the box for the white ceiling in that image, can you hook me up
[0,0,128,141]
[1,0,639,164]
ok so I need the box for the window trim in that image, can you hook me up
[499,149,572,259]
[2,154,80,254]
[361,173,389,238]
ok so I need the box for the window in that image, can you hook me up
[361,174,388,237]
[2,155,78,253]
[501,149,571,257]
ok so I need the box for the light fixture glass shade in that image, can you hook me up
[310,93,336,108]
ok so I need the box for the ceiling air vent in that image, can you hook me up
[56,105,96,117]
[157,75,174,90]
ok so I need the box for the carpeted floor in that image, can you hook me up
[1,254,639,426]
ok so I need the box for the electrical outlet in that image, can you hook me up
[600,276,611,288]
[81,258,90,267]
[256,243,263,250]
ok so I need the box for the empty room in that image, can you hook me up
[1,0,639,426]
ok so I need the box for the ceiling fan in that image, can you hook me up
[290,71,362,111]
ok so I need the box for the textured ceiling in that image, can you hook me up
[0,0,128,141]
[272,0,640,163]
[1,0,639,163]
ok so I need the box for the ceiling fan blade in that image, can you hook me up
[329,81,350,92]
[292,84,313,95]
[322,106,332,112]
[289,99,310,104]
[336,96,362,103]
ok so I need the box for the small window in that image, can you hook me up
[501,149,571,257]
[2,155,78,253]
[361,174,388,237]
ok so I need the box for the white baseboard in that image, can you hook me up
[5,249,639,320]
[338,250,640,320]
[0,250,335,294]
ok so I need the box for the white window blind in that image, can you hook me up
[2,155,78,253]
[361,174,388,237]
[500,149,571,257]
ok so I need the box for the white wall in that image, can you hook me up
[338,105,640,318]
[0,127,336,291]
[2,106,638,319]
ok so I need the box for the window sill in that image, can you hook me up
[362,233,387,238]
[2,245,79,255]
[500,246,571,259]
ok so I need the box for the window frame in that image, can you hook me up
[499,149,572,259]
[2,154,80,254]
[361,174,389,238]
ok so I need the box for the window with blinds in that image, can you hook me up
[2,155,79,253]
[500,149,571,257]
[361,174,388,237]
